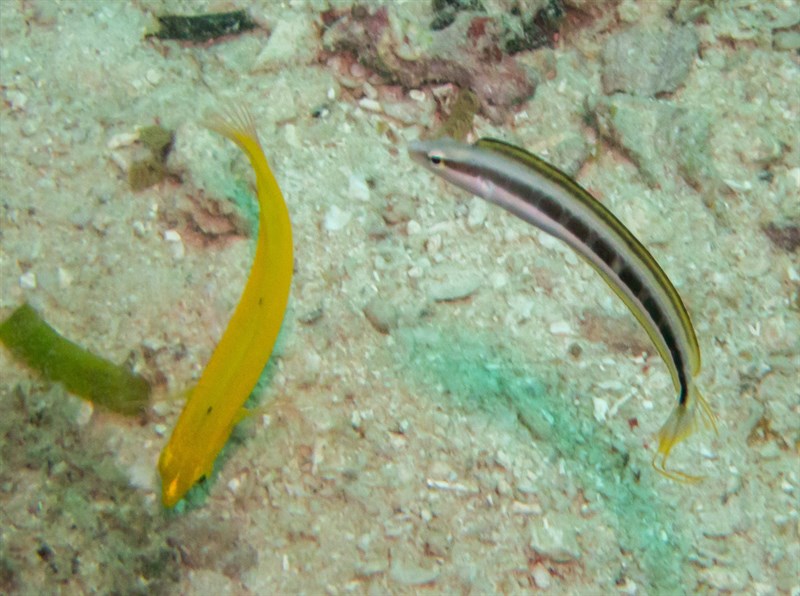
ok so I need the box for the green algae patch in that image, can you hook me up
[396,326,692,593]
[0,303,150,416]
[129,125,174,191]
[139,125,174,158]
[227,181,260,236]
[434,88,480,142]
[129,159,167,191]
[0,383,179,593]
[147,10,256,43]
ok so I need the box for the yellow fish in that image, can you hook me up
[158,106,293,507]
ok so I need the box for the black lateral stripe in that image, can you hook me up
[591,237,615,270]
[540,196,564,222]
[657,318,688,403]
[474,137,699,369]
[565,215,589,241]
[619,266,643,299]
[640,289,688,400]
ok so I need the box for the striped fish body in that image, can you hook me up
[408,137,716,480]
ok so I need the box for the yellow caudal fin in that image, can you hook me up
[652,387,717,483]
[204,103,260,149]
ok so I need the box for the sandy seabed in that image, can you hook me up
[0,1,798,594]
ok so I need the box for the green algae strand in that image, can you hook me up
[0,303,150,416]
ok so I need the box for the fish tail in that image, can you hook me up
[204,104,261,156]
[652,386,717,483]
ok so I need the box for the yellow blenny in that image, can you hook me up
[158,106,293,507]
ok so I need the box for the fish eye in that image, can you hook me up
[428,152,444,167]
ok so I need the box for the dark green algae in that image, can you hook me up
[0,303,150,416]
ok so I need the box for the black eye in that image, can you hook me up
[429,154,443,165]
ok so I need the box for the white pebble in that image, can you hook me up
[618,577,638,595]
[592,397,609,423]
[128,461,154,490]
[426,234,442,255]
[304,350,322,375]
[491,272,508,288]
[21,117,40,136]
[284,123,301,148]
[227,477,241,494]
[752,583,775,596]
[409,89,426,102]
[107,131,139,150]
[109,150,128,172]
[132,220,147,237]
[324,205,351,231]
[74,400,94,426]
[396,41,422,61]
[358,98,382,112]
[783,166,800,190]
[539,234,561,251]
[407,220,422,235]
[164,229,185,259]
[145,68,162,85]
[509,295,535,321]
[531,563,551,589]
[427,271,481,302]
[6,89,27,110]
[700,566,747,592]
[149,400,170,416]
[549,320,573,335]
[511,500,543,515]
[350,62,366,78]
[57,267,73,289]
[467,197,487,228]
[19,271,37,289]
[529,515,582,562]
[362,81,378,99]
[389,562,439,586]
[348,174,371,202]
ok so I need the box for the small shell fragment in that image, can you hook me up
[19,271,37,289]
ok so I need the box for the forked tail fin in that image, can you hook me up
[653,387,717,482]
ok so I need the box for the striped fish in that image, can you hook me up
[408,137,717,481]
